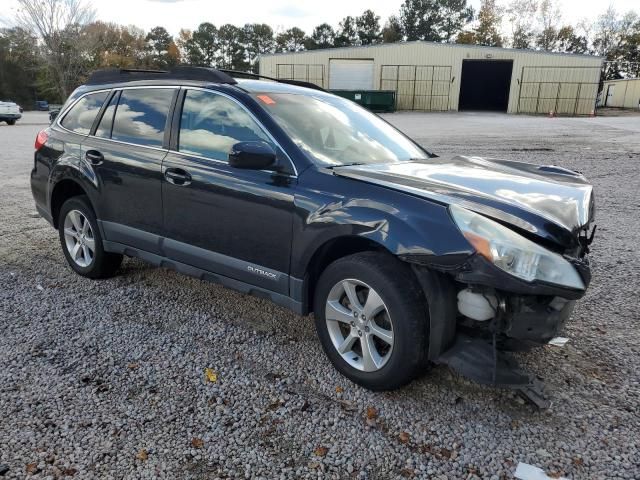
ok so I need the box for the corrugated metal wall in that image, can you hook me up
[600,79,640,109]
[259,41,603,115]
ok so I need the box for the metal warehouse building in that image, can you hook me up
[259,41,603,116]
[599,78,640,110]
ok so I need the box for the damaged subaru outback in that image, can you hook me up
[30,68,595,406]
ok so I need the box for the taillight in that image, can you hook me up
[35,129,48,150]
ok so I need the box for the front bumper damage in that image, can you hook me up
[411,254,590,408]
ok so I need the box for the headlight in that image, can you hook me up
[450,205,585,290]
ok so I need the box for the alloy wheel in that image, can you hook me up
[63,210,95,268]
[325,279,394,372]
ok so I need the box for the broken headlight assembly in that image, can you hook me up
[449,205,585,290]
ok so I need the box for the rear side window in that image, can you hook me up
[95,92,119,139]
[61,91,109,135]
[178,89,271,160]
[111,88,174,147]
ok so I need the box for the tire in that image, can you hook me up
[6,120,16,125]
[58,195,122,279]
[314,252,429,391]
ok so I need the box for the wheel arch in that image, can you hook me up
[302,235,404,315]
[50,179,92,229]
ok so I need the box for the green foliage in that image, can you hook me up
[457,0,501,47]
[243,24,275,71]
[400,0,473,42]
[306,24,336,50]
[382,16,404,43]
[335,16,359,47]
[218,24,247,70]
[356,10,382,45]
[145,26,176,68]
[276,27,306,53]
[186,23,218,66]
[5,0,639,104]
[0,28,43,106]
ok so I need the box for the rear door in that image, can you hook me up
[160,88,296,294]
[87,87,177,253]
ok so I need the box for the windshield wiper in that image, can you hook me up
[329,162,366,169]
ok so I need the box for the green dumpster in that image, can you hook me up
[330,90,396,113]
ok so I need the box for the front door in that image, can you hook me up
[161,89,296,294]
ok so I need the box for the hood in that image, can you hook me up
[333,156,594,247]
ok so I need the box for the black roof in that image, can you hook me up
[86,67,237,85]
[85,67,325,92]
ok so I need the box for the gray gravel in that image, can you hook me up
[1,111,639,479]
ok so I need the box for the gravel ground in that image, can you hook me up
[1,111,639,479]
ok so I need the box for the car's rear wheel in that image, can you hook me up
[314,252,429,391]
[58,196,122,278]
[6,120,16,125]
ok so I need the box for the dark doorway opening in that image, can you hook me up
[459,60,513,112]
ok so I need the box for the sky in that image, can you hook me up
[1,0,639,36]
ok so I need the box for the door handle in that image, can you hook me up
[165,168,192,186]
[85,150,104,165]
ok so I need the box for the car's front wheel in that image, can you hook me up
[58,196,122,279]
[314,252,429,391]
[6,120,16,125]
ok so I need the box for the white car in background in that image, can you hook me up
[0,101,22,125]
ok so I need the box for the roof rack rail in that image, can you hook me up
[219,69,325,92]
[86,67,237,85]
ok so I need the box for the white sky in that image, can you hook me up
[1,0,639,36]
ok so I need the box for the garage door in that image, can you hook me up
[329,59,374,90]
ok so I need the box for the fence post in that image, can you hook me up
[411,65,417,111]
[517,66,525,113]
[574,83,582,116]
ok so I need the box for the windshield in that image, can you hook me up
[253,92,430,167]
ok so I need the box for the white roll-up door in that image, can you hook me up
[329,59,374,90]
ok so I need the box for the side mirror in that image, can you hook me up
[228,141,276,170]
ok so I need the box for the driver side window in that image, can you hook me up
[178,90,273,161]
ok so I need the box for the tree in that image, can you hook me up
[0,27,41,105]
[80,22,146,69]
[555,25,588,53]
[14,0,95,99]
[506,0,538,49]
[217,24,247,70]
[593,7,640,78]
[185,23,217,66]
[535,0,561,51]
[275,27,306,52]
[145,26,173,68]
[400,0,472,42]
[335,16,359,47]
[175,28,192,62]
[455,30,476,44]
[617,20,640,77]
[306,23,335,50]
[166,41,180,66]
[82,21,120,67]
[382,15,404,43]
[400,0,441,41]
[243,23,275,71]
[440,0,474,42]
[356,10,382,45]
[463,0,502,47]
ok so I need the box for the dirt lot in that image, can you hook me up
[1,111,639,479]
